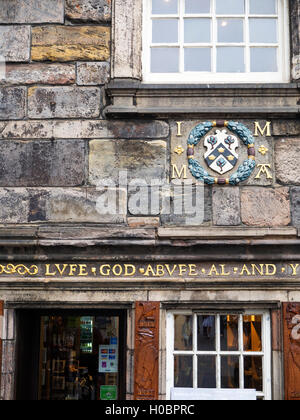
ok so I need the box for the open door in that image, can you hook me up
[16,309,127,401]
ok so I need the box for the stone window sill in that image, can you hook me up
[104,80,300,118]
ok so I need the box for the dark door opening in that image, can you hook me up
[16,309,127,401]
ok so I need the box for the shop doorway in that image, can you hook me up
[16,309,127,400]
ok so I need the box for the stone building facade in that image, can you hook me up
[0,0,299,401]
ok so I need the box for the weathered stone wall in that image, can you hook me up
[0,0,299,231]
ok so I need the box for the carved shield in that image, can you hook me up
[204,129,239,175]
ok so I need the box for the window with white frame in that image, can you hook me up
[143,0,290,83]
[166,311,272,400]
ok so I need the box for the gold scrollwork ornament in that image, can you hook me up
[0,264,39,276]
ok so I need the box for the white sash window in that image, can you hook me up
[166,310,272,400]
[143,0,290,83]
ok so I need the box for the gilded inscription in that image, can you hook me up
[254,121,272,137]
[255,163,273,180]
[176,122,183,137]
[0,262,300,279]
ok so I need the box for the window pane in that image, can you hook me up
[184,18,211,43]
[220,315,239,351]
[185,0,211,14]
[249,0,277,15]
[217,47,245,72]
[152,19,178,43]
[151,48,179,72]
[174,356,193,387]
[216,0,245,15]
[244,356,263,392]
[198,356,216,388]
[197,315,216,351]
[243,315,262,352]
[251,47,277,72]
[184,48,211,71]
[221,356,240,388]
[218,19,244,43]
[152,0,178,14]
[249,19,277,43]
[174,315,193,350]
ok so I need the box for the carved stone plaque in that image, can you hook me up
[283,303,300,400]
[134,301,160,400]
[170,119,274,186]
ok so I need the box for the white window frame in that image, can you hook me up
[166,310,272,400]
[142,0,290,83]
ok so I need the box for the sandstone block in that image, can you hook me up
[89,140,167,185]
[31,26,110,62]
[272,120,300,136]
[0,188,29,223]
[28,189,48,222]
[293,55,300,80]
[241,187,291,227]
[105,120,170,139]
[0,0,64,23]
[290,187,300,227]
[0,120,170,140]
[212,187,241,226]
[0,87,26,120]
[28,86,101,119]
[65,0,111,22]
[0,26,30,62]
[1,64,75,85]
[127,217,160,228]
[160,183,211,226]
[275,138,300,185]
[0,140,85,186]
[77,62,110,85]
[128,185,161,216]
[45,188,127,223]
[0,187,127,224]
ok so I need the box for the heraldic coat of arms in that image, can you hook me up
[204,129,238,175]
[187,120,256,185]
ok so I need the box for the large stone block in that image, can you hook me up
[31,26,110,62]
[0,120,170,140]
[160,183,211,226]
[77,62,110,85]
[0,87,26,120]
[28,87,101,119]
[241,187,291,227]
[89,140,167,185]
[272,120,300,136]
[212,187,241,226]
[0,188,29,223]
[65,0,111,22]
[0,0,64,23]
[45,188,127,223]
[0,187,127,224]
[0,26,30,62]
[275,138,300,185]
[291,187,300,227]
[0,140,85,186]
[1,64,75,85]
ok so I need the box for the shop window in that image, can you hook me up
[143,0,290,83]
[14,311,126,401]
[38,315,123,400]
[166,311,271,400]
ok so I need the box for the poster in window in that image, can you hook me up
[98,345,118,373]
